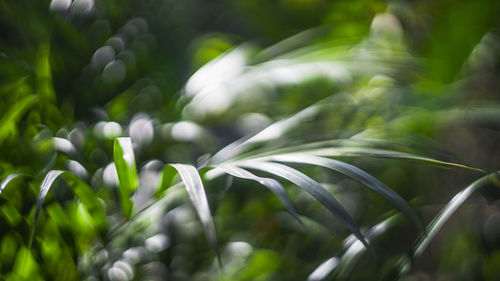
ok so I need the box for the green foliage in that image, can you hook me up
[113,137,138,218]
[1,0,500,280]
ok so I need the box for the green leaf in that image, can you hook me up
[30,170,106,248]
[216,164,302,225]
[156,165,179,195]
[302,147,484,172]
[0,174,25,194]
[162,164,219,262]
[12,246,40,280]
[307,215,399,281]
[113,137,139,218]
[109,182,187,240]
[0,95,37,144]
[391,173,494,278]
[217,137,483,173]
[336,215,399,279]
[266,154,423,231]
[238,161,368,247]
[35,43,56,102]
[210,103,322,164]
[307,257,339,281]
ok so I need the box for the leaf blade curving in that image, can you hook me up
[29,170,106,248]
[167,164,220,263]
[113,137,139,218]
[267,153,423,231]
[216,164,302,225]
[237,161,367,247]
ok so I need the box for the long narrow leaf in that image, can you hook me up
[209,103,322,164]
[392,173,495,278]
[335,215,399,279]
[114,137,139,218]
[216,164,302,225]
[31,170,64,248]
[0,95,37,144]
[302,147,484,172]
[109,182,187,240]
[237,161,367,247]
[217,136,483,173]
[266,154,423,231]
[307,257,339,281]
[162,164,220,263]
[30,170,106,248]
[307,215,399,281]
[0,174,25,194]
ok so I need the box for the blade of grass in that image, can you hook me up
[335,215,399,279]
[209,103,322,164]
[266,154,423,231]
[29,170,106,248]
[307,215,400,281]
[0,95,37,144]
[390,173,497,279]
[303,147,485,172]
[238,161,368,247]
[162,164,220,265]
[109,182,186,240]
[0,174,26,194]
[217,138,483,173]
[307,257,339,281]
[216,164,302,225]
[114,137,139,218]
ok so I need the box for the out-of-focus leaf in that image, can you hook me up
[0,174,25,194]
[423,0,500,83]
[238,249,281,280]
[29,170,106,247]
[161,163,219,262]
[109,182,187,240]
[391,173,496,279]
[238,161,367,247]
[11,246,40,280]
[215,164,302,225]
[35,43,56,102]
[53,137,79,158]
[0,95,37,143]
[307,215,399,281]
[307,257,339,281]
[335,215,399,279]
[265,153,423,231]
[31,170,64,248]
[113,137,139,218]
[209,103,322,164]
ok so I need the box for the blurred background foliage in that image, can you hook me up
[1,0,500,280]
